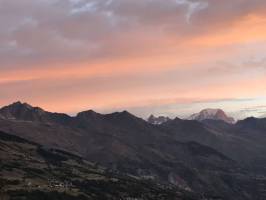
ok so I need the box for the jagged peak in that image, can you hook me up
[0,101,51,122]
[147,114,171,125]
[172,117,182,122]
[3,101,26,108]
[1,101,43,111]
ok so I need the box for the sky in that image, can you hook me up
[1,0,266,119]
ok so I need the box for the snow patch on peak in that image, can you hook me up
[188,108,235,124]
[147,115,171,125]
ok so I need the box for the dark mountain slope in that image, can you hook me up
[159,117,266,165]
[0,111,236,193]
[236,117,266,132]
[1,102,266,199]
[0,130,199,200]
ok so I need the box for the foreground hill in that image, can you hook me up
[0,130,199,200]
[1,102,266,199]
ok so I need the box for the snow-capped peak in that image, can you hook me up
[147,115,171,125]
[188,108,235,124]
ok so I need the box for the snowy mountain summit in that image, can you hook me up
[147,115,171,125]
[188,108,235,124]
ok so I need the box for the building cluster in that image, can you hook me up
[48,179,73,189]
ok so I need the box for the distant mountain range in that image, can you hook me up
[147,109,235,125]
[1,102,266,199]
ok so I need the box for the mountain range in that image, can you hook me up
[1,102,266,199]
[147,108,235,125]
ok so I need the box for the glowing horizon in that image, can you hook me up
[1,0,266,119]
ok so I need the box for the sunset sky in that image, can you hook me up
[1,0,266,119]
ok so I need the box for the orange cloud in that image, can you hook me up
[189,14,266,47]
[1,0,266,117]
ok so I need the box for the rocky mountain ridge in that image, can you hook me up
[147,115,171,125]
[1,102,266,199]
